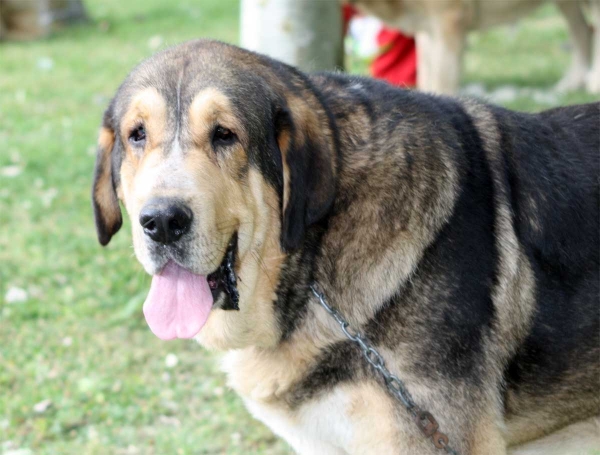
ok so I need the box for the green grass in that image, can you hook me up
[0,2,598,454]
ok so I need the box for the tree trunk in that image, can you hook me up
[240,0,343,72]
[49,0,88,24]
[0,0,87,40]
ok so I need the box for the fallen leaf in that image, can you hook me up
[5,287,27,304]
[165,353,178,368]
[33,399,52,414]
[0,166,23,178]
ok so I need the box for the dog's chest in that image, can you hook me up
[222,350,354,453]
[222,350,401,454]
[242,390,354,455]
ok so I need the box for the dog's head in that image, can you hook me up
[92,40,336,349]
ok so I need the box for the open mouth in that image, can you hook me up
[207,233,240,310]
[141,232,240,340]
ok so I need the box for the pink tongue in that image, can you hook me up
[143,261,214,340]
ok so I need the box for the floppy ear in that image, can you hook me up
[92,110,122,246]
[276,101,337,251]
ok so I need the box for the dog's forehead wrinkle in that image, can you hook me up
[122,48,281,143]
[166,135,183,157]
[174,60,190,138]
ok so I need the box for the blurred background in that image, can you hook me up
[0,1,598,454]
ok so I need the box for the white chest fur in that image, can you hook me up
[243,390,352,455]
[222,349,402,455]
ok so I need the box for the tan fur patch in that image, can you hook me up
[197,168,284,350]
[461,99,536,362]
[188,87,247,146]
[277,127,292,213]
[116,87,169,219]
[345,382,404,452]
[117,87,169,218]
[94,126,121,233]
[224,338,321,403]
[98,126,114,153]
[509,416,600,455]
[471,413,507,454]
[120,87,167,157]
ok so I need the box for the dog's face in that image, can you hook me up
[92,40,336,350]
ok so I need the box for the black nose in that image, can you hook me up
[139,200,193,245]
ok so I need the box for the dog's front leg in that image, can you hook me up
[333,381,508,455]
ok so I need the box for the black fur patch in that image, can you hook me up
[494,104,600,416]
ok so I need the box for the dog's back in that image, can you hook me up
[493,102,599,275]
[491,103,600,443]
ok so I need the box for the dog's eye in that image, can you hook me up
[212,126,236,146]
[129,125,146,146]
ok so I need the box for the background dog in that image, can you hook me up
[93,40,599,454]
[348,0,600,94]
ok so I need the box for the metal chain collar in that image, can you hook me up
[310,285,460,455]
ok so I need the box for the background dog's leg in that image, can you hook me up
[555,0,592,92]
[427,13,466,95]
[587,0,600,93]
[416,31,434,92]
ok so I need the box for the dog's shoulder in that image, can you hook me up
[488,102,599,272]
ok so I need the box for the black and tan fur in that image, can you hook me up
[92,40,600,454]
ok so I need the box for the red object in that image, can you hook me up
[372,28,417,87]
[342,5,358,36]
[342,4,417,88]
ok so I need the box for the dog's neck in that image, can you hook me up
[224,77,459,403]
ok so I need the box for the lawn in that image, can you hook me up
[0,1,597,454]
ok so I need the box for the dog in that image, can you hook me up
[348,0,600,94]
[92,40,599,454]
